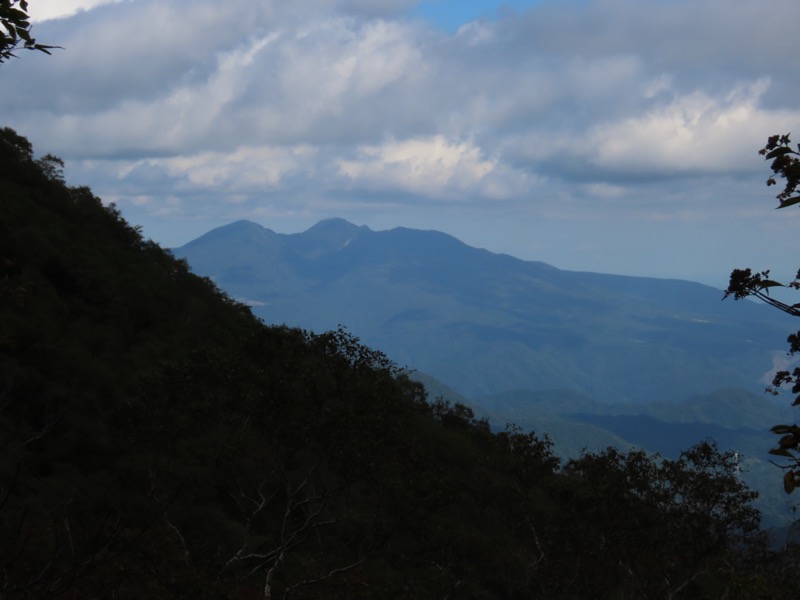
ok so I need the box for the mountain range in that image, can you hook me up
[173,218,800,527]
[173,218,792,405]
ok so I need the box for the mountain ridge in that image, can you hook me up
[173,218,792,404]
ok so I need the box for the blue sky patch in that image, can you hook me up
[409,0,541,31]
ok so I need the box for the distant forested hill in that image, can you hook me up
[3,127,798,598]
[174,218,792,404]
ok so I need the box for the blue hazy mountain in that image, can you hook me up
[174,218,791,404]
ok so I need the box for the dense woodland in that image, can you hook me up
[2,126,800,598]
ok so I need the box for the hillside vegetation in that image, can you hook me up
[1,127,798,598]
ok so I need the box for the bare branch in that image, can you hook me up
[281,554,368,599]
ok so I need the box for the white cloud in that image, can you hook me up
[28,0,124,22]
[337,136,530,199]
[7,9,431,155]
[585,79,800,176]
[160,145,319,191]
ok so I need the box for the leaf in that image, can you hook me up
[768,447,793,457]
[8,8,30,21]
[759,280,784,289]
[777,196,800,209]
[771,424,793,434]
[785,470,796,494]
[766,146,795,160]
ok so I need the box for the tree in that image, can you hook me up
[555,442,761,598]
[1,0,58,62]
[725,133,800,493]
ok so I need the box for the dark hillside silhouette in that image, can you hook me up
[1,127,796,598]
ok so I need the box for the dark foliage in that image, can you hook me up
[0,127,790,598]
[725,134,800,495]
[0,0,59,63]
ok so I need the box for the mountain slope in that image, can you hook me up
[174,219,791,403]
[2,128,567,598]
[4,127,792,599]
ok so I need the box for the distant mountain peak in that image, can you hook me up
[180,219,275,249]
[213,219,266,234]
[228,219,264,229]
[303,218,368,236]
[293,218,371,258]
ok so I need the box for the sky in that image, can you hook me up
[4,0,800,288]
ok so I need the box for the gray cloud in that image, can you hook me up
[4,0,800,283]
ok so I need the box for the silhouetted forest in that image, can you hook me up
[2,126,799,598]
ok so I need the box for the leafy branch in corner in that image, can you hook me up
[725,133,800,494]
[0,0,61,63]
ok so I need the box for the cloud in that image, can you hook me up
[337,135,533,199]
[160,145,320,192]
[5,7,433,154]
[28,0,124,22]
[581,80,800,178]
[11,0,800,172]
[5,0,800,283]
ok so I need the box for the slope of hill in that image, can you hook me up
[476,386,797,528]
[175,219,791,403]
[5,127,798,598]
